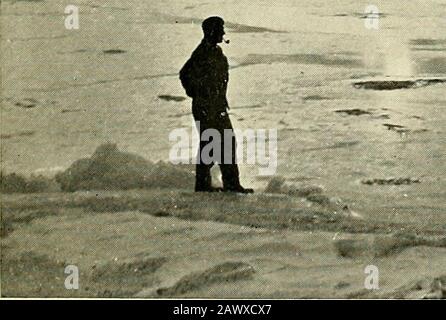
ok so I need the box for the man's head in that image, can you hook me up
[202,16,225,44]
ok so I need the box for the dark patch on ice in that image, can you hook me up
[382,124,428,134]
[335,109,372,116]
[357,11,387,19]
[61,109,83,113]
[327,12,387,19]
[150,211,171,218]
[303,95,332,101]
[410,39,446,52]
[103,49,126,55]
[353,78,446,90]
[158,95,186,102]
[383,123,405,131]
[301,141,360,152]
[14,98,38,109]
[410,39,446,46]
[412,48,446,52]
[1,131,35,139]
[354,80,415,90]
[362,178,420,185]
[237,53,362,68]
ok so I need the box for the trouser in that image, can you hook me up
[192,103,241,190]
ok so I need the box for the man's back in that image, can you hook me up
[180,40,229,108]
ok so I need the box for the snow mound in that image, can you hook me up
[56,143,194,192]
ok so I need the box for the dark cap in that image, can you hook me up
[202,16,225,35]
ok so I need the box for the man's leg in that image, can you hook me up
[194,115,222,192]
[195,139,214,191]
[218,112,253,193]
[219,128,241,190]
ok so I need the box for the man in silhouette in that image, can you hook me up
[180,16,253,193]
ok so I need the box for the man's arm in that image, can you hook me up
[180,50,207,99]
[179,57,196,98]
